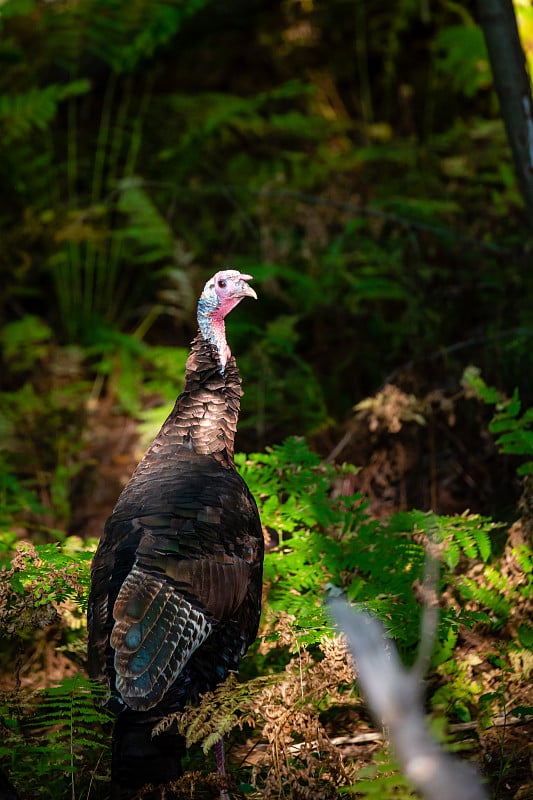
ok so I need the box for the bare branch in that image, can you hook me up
[328,599,489,800]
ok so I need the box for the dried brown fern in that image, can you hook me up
[155,624,359,799]
[154,672,281,750]
[247,636,355,799]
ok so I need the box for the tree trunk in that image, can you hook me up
[477,0,533,227]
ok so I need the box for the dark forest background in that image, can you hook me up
[0,1,532,798]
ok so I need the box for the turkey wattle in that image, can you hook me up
[87,270,264,798]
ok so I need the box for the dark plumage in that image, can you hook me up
[88,271,264,798]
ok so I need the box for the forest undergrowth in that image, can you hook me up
[1,0,533,797]
[0,377,532,799]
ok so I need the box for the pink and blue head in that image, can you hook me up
[197,270,257,372]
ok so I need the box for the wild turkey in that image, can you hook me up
[87,270,264,798]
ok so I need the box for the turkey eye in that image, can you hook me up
[217,279,227,289]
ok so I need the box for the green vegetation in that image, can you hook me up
[1,433,532,797]
[1,0,533,797]
[0,676,112,800]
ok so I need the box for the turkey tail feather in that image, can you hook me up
[111,567,213,710]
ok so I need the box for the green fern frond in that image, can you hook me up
[0,676,111,798]
[512,543,533,578]
[116,178,175,263]
[19,0,213,74]
[456,576,512,623]
[242,439,510,660]
[443,520,493,566]
[0,81,89,142]
[85,0,212,73]
[463,370,533,475]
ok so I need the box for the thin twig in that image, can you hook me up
[262,714,533,759]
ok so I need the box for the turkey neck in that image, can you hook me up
[159,333,242,466]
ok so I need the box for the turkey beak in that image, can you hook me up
[237,274,257,300]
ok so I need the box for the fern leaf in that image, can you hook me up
[0,81,89,142]
[82,0,212,72]
[116,179,175,263]
[456,576,511,622]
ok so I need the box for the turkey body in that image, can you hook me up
[88,273,263,799]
